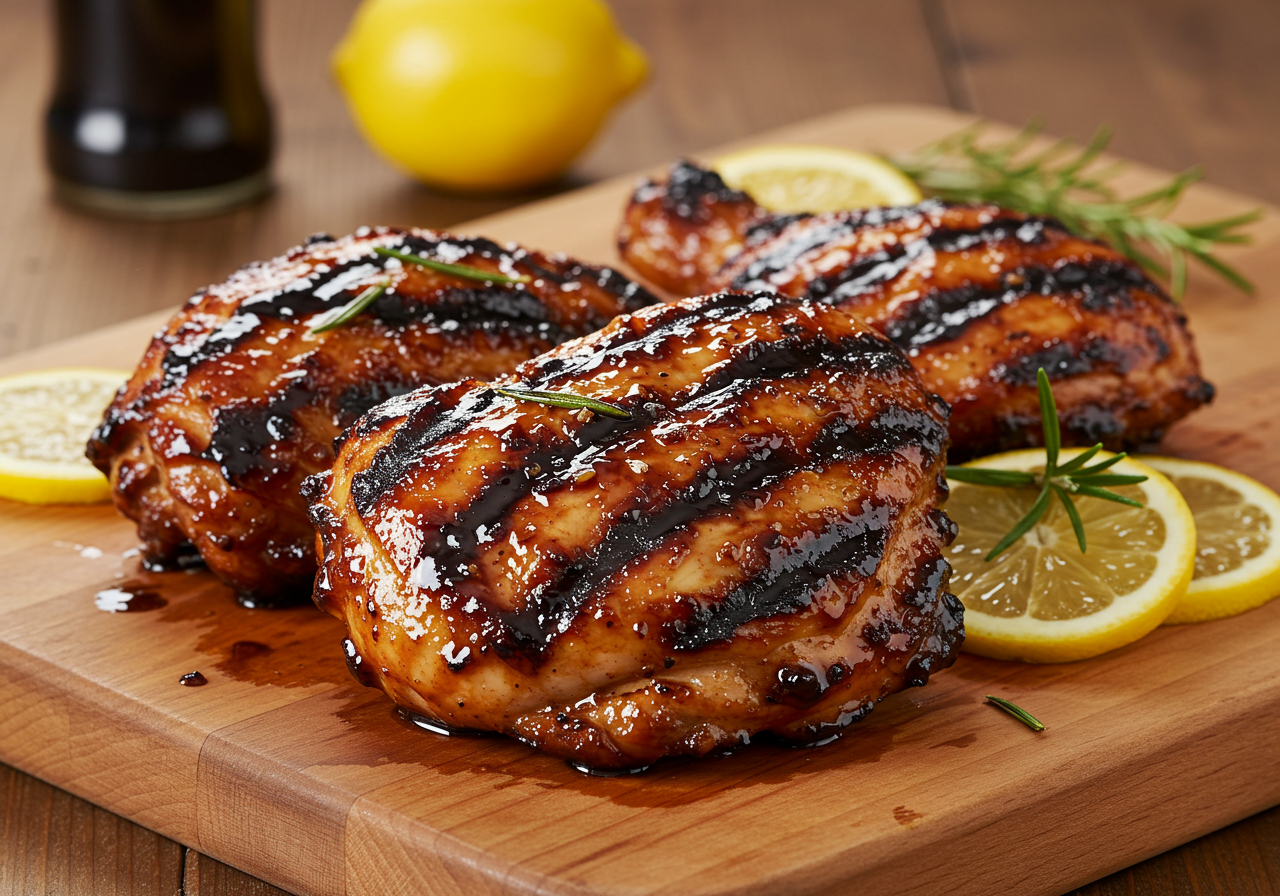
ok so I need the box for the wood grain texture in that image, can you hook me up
[0,763,184,896]
[183,851,288,896]
[938,0,1280,205]
[0,105,1277,896]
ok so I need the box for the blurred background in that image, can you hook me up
[0,0,1276,361]
[1,2,1279,893]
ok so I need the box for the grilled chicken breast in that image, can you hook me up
[619,161,1213,460]
[308,291,963,770]
[87,227,656,604]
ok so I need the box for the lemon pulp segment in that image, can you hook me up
[1140,456,1280,624]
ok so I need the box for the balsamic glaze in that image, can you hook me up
[179,671,208,687]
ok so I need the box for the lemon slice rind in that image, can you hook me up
[711,145,923,214]
[946,449,1196,663]
[1140,456,1280,625]
[0,367,128,505]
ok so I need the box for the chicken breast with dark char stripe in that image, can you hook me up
[87,227,656,604]
[618,161,1213,460]
[307,292,963,770]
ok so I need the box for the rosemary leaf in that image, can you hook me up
[892,123,1259,298]
[985,486,1052,562]
[375,247,531,284]
[985,696,1047,732]
[943,467,1037,487]
[1052,482,1088,553]
[1073,454,1128,477]
[1038,369,1061,469]
[1052,443,1103,475]
[1073,473,1148,488]
[308,280,390,334]
[1073,484,1145,507]
[494,387,632,420]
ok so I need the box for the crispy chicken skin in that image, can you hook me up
[87,227,656,604]
[619,161,1213,460]
[307,292,963,770]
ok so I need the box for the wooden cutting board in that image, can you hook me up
[2,104,1279,896]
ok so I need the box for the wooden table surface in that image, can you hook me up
[1,1,1278,894]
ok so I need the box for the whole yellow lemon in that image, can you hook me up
[333,0,647,192]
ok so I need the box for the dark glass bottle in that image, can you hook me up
[45,0,273,219]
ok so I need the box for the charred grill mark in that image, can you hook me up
[159,253,385,385]
[692,330,915,401]
[652,160,753,220]
[1061,404,1127,443]
[728,201,954,290]
[744,213,810,246]
[412,398,941,665]
[808,404,949,466]
[203,378,316,483]
[516,405,943,659]
[730,220,861,289]
[365,286,571,344]
[881,258,1162,351]
[670,502,894,652]
[335,380,419,429]
[993,337,1136,386]
[563,263,658,311]
[794,216,1060,306]
[158,232,651,390]
[351,387,497,515]
[517,292,781,389]
[409,406,652,576]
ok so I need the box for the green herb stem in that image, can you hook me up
[494,387,632,420]
[892,123,1259,299]
[374,247,530,284]
[985,696,1047,732]
[308,279,390,334]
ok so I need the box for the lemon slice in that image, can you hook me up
[712,144,923,213]
[1138,456,1280,624]
[0,368,129,505]
[945,449,1196,663]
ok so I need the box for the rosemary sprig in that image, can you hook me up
[308,279,390,334]
[374,247,530,284]
[985,696,1046,732]
[945,368,1148,561]
[892,122,1260,299]
[494,387,632,420]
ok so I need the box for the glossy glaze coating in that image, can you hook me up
[87,227,656,603]
[309,292,962,769]
[618,161,1213,460]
